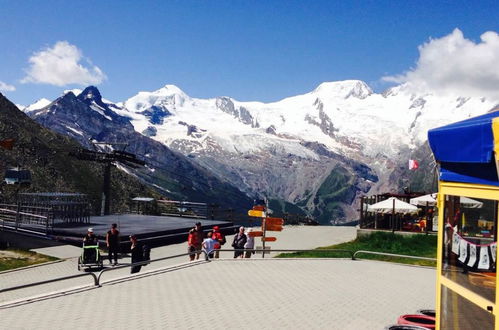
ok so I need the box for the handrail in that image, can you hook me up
[211,248,355,260]
[0,272,98,294]
[0,248,435,296]
[0,208,48,219]
[0,250,208,294]
[211,248,436,262]
[96,250,209,284]
[352,250,436,261]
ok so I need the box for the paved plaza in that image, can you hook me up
[0,226,436,329]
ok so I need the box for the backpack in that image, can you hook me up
[220,235,226,246]
[142,244,151,265]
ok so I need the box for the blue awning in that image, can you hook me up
[428,111,499,186]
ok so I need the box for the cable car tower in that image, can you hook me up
[70,143,145,215]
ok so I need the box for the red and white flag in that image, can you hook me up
[409,159,419,170]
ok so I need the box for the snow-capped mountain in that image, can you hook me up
[24,81,497,224]
[22,98,52,112]
[26,87,253,211]
[115,80,496,223]
[122,80,494,161]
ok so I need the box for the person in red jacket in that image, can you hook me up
[211,225,226,258]
[187,222,203,261]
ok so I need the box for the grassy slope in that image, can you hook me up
[0,249,58,271]
[277,231,437,266]
[312,166,356,224]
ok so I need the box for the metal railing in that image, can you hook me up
[96,250,209,284]
[213,248,436,262]
[213,248,355,259]
[0,204,52,233]
[352,250,436,261]
[0,272,98,294]
[0,250,208,295]
[0,248,435,297]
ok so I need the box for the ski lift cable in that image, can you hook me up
[6,144,250,202]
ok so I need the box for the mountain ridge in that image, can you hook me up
[22,81,498,223]
[26,89,253,212]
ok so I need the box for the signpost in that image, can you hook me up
[252,205,265,211]
[265,224,283,231]
[247,201,285,258]
[248,210,265,217]
[265,217,284,225]
[248,231,264,237]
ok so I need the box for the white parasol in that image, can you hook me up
[367,197,419,214]
[409,193,483,208]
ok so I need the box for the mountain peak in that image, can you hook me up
[156,84,188,97]
[24,98,51,112]
[63,88,83,97]
[313,80,373,99]
[77,86,103,103]
[124,84,189,113]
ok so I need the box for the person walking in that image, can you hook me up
[212,225,226,258]
[187,222,203,261]
[231,226,247,258]
[244,228,255,258]
[187,229,196,261]
[130,235,142,274]
[106,223,120,266]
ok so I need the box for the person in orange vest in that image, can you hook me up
[211,225,226,258]
[419,218,427,232]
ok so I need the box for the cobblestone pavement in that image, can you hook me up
[0,259,435,330]
[1,226,356,303]
[31,245,82,259]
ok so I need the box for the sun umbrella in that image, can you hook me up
[409,193,483,208]
[367,197,419,214]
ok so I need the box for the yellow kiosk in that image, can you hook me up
[429,111,499,329]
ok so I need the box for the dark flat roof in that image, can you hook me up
[51,213,231,237]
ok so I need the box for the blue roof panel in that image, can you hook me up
[428,111,499,186]
[428,111,499,163]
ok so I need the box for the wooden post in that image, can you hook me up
[426,201,429,234]
[392,198,395,233]
[262,198,268,258]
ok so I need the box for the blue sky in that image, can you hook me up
[1,0,498,105]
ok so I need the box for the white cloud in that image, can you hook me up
[21,41,107,86]
[383,29,499,101]
[0,81,16,92]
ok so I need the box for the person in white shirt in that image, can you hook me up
[202,231,217,259]
[244,228,255,258]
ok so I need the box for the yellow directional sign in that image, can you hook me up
[248,231,264,237]
[248,210,265,217]
[262,237,277,242]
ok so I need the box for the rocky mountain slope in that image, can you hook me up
[26,87,253,212]
[0,93,158,214]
